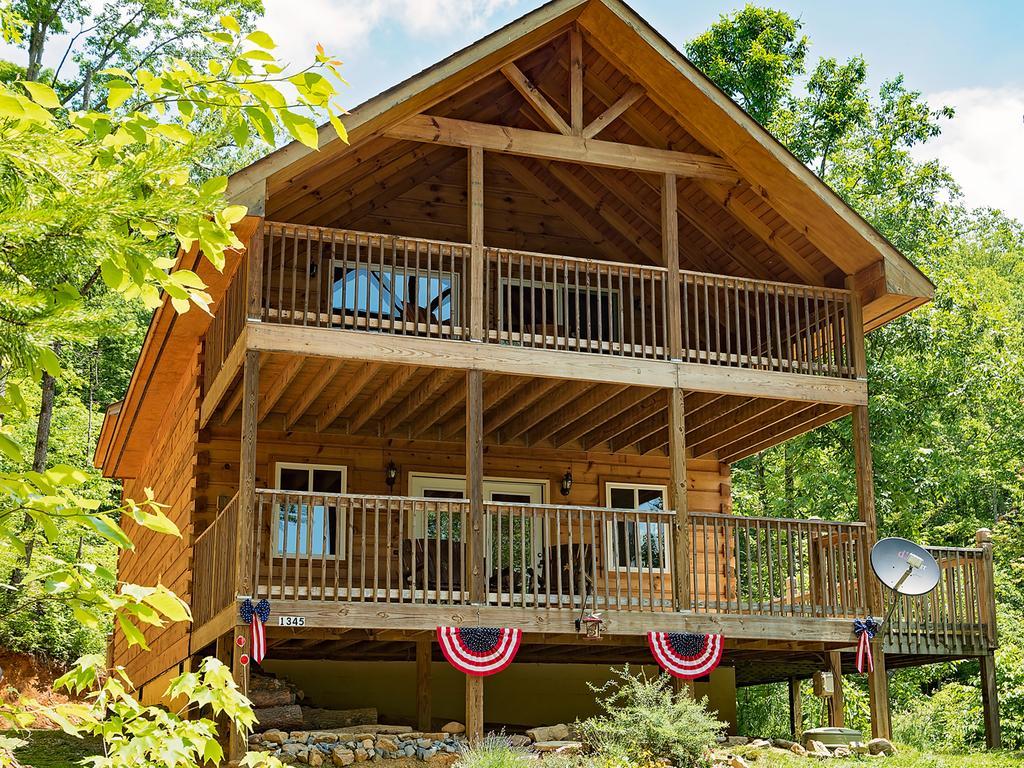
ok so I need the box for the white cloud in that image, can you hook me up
[261,0,518,70]
[915,87,1024,222]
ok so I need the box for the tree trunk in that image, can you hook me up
[252,705,303,732]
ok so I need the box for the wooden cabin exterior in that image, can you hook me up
[93,0,1001,753]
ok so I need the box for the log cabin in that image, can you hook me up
[93,0,1002,755]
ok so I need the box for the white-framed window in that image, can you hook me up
[407,473,547,554]
[273,462,348,558]
[332,260,459,326]
[605,482,669,571]
[497,276,621,343]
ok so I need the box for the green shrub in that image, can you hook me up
[575,666,725,768]
[454,736,532,768]
[893,682,985,751]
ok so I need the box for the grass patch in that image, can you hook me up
[7,730,101,768]
[730,744,1024,768]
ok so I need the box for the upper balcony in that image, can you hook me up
[203,221,863,405]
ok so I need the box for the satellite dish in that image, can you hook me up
[870,537,940,597]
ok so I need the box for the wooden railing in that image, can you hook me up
[883,545,994,654]
[192,493,240,626]
[260,223,470,341]
[203,246,250,394]
[245,490,676,610]
[484,247,669,359]
[195,488,996,653]
[679,274,856,378]
[246,222,858,376]
[688,513,869,618]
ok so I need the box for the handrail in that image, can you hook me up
[192,493,240,627]
[252,221,859,375]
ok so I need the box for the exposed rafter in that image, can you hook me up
[316,362,381,432]
[350,366,417,433]
[385,114,739,182]
[284,359,343,430]
[258,356,304,422]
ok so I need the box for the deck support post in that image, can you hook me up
[827,651,845,728]
[466,369,485,604]
[237,349,259,598]
[975,528,1001,748]
[225,627,250,763]
[662,174,682,360]
[788,678,803,741]
[468,146,484,342]
[980,652,1001,749]
[667,386,689,610]
[416,640,432,732]
[671,677,694,699]
[846,278,890,741]
[466,675,484,744]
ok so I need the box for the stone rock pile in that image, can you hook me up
[710,735,898,766]
[249,724,468,766]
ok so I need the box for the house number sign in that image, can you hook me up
[277,615,306,627]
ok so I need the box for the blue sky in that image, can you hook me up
[4,0,1022,217]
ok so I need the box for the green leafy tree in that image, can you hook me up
[0,1,348,761]
[688,5,1024,751]
[685,4,807,126]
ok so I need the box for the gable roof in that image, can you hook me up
[97,0,934,479]
[227,0,932,327]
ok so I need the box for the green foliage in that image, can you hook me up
[454,736,533,768]
[1,655,284,767]
[894,682,984,752]
[688,4,1023,753]
[575,667,725,768]
[685,4,807,125]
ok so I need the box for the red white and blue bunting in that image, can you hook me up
[647,632,724,680]
[240,598,271,665]
[437,626,522,677]
[853,617,880,673]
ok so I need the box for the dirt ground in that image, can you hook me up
[0,651,75,729]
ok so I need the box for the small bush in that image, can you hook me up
[454,735,532,768]
[893,682,985,751]
[575,666,725,768]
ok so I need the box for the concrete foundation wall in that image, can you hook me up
[261,660,737,734]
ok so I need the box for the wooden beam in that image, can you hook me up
[981,653,1002,749]
[382,369,458,434]
[569,26,583,135]
[501,380,594,441]
[200,331,247,428]
[440,375,522,440]
[667,387,689,610]
[411,377,466,438]
[247,324,866,405]
[501,62,572,136]
[259,356,304,422]
[689,399,810,456]
[466,370,485,604]
[789,678,803,741]
[526,383,626,444]
[468,146,485,340]
[416,640,432,732]
[663,173,682,358]
[466,675,483,744]
[350,366,417,433]
[582,83,644,139]
[283,359,343,431]
[868,647,891,740]
[494,155,623,262]
[581,391,666,448]
[543,162,660,264]
[828,651,845,728]
[568,60,824,284]
[315,362,381,432]
[608,410,665,452]
[720,404,848,464]
[386,114,739,181]
[331,148,463,228]
[485,378,561,436]
[237,350,259,597]
[700,181,826,285]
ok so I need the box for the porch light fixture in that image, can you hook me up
[560,469,573,497]
[385,460,398,489]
